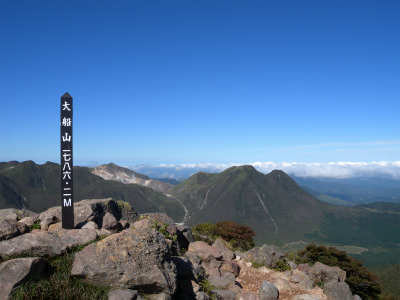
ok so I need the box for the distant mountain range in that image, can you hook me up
[90,163,175,193]
[128,164,400,207]
[167,165,400,248]
[0,161,185,222]
[1,161,399,251]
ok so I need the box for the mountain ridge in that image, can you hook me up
[169,165,400,248]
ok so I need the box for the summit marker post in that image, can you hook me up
[60,92,74,229]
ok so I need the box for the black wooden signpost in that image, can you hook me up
[61,92,74,229]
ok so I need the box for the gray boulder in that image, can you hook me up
[353,295,362,300]
[293,296,323,300]
[196,291,211,300]
[0,218,28,241]
[108,289,141,300]
[323,282,353,300]
[38,206,62,229]
[0,208,37,221]
[212,239,235,262]
[258,281,279,300]
[289,271,309,283]
[99,212,120,232]
[188,241,223,261]
[38,198,138,230]
[147,293,173,300]
[172,256,201,281]
[298,278,314,290]
[0,229,98,259]
[71,227,177,295]
[220,260,240,277]
[208,272,236,290]
[18,216,37,227]
[239,291,259,300]
[0,257,45,300]
[77,198,138,223]
[308,262,346,283]
[176,224,194,249]
[211,290,238,300]
[273,277,292,291]
[244,245,284,268]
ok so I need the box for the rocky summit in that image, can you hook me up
[0,199,362,300]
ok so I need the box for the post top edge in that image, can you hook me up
[61,92,72,99]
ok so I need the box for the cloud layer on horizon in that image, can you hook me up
[128,161,400,180]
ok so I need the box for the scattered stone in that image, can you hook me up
[38,206,62,229]
[293,295,323,300]
[119,220,130,229]
[212,239,235,261]
[308,262,346,283]
[147,293,173,300]
[172,256,200,281]
[0,218,28,241]
[211,289,238,300]
[178,279,200,295]
[195,291,211,300]
[81,221,99,230]
[176,224,195,250]
[273,277,292,291]
[258,281,279,300]
[100,212,120,232]
[0,229,98,259]
[133,218,152,229]
[71,227,177,295]
[244,245,285,268]
[239,291,259,300]
[48,222,63,231]
[298,278,315,290]
[353,295,362,300]
[202,258,222,276]
[208,272,236,290]
[184,252,201,265]
[323,281,353,300]
[220,260,240,277]
[189,241,223,261]
[108,289,140,300]
[289,271,309,283]
[0,208,37,221]
[0,257,45,300]
[297,263,311,272]
[18,216,37,227]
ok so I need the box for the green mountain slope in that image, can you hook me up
[169,165,400,248]
[0,161,185,222]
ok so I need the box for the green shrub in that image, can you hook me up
[192,221,256,252]
[31,219,41,231]
[192,222,217,237]
[298,244,382,300]
[198,278,216,300]
[151,221,177,242]
[214,221,255,252]
[272,258,291,272]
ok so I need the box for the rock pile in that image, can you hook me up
[0,199,362,300]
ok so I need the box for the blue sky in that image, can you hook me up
[1,0,399,168]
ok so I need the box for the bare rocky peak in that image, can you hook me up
[91,163,174,193]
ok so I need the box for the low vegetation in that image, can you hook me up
[11,237,111,300]
[192,220,256,252]
[297,244,382,300]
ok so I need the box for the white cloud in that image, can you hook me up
[128,161,400,180]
